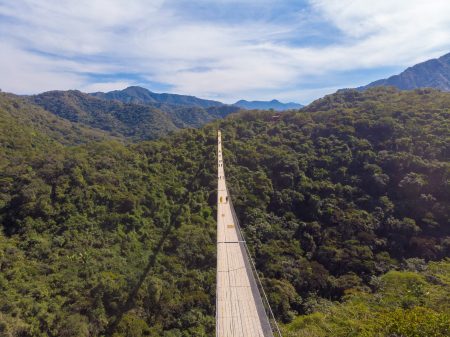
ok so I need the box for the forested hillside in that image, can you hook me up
[0,93,115,148]
[28,91,178,141]
[0,87,449,336]
[360,52,450,91]
[90,86,224,108]
[28,90,239,141]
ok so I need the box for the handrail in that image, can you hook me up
[217,129,282,337]
[226,184,283,337]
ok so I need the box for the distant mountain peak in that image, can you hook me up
[233,99,302,111]
[359,52,450,91]
[90,86,224,108]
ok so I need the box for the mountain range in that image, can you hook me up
[87,50,450,116]
[26,89,239,141]
[233,99,303,110]
[12,87,304,142]
[1,51,448,147]
[360,52,450,91]
[92,86,303,111]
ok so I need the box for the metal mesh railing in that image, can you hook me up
[226,185,283,337]
[217,129,281,337]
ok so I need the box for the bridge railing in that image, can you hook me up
[226,185,283,337]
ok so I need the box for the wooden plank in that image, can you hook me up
[216,131,268,337]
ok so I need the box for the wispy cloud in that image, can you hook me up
[0,0,449,103]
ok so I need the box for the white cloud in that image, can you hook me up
[0,42,84,93]
[0,0,449,101]
[309,0,450,65]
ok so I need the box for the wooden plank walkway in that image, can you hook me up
[216,130,273,337]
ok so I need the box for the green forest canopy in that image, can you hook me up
[0,87,449,336]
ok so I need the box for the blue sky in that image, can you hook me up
[0,0,449,104]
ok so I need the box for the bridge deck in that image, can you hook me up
[216,130,273,337]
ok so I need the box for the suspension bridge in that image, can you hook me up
[216,130,281,337]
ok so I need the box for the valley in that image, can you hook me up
[0,86,448,336]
